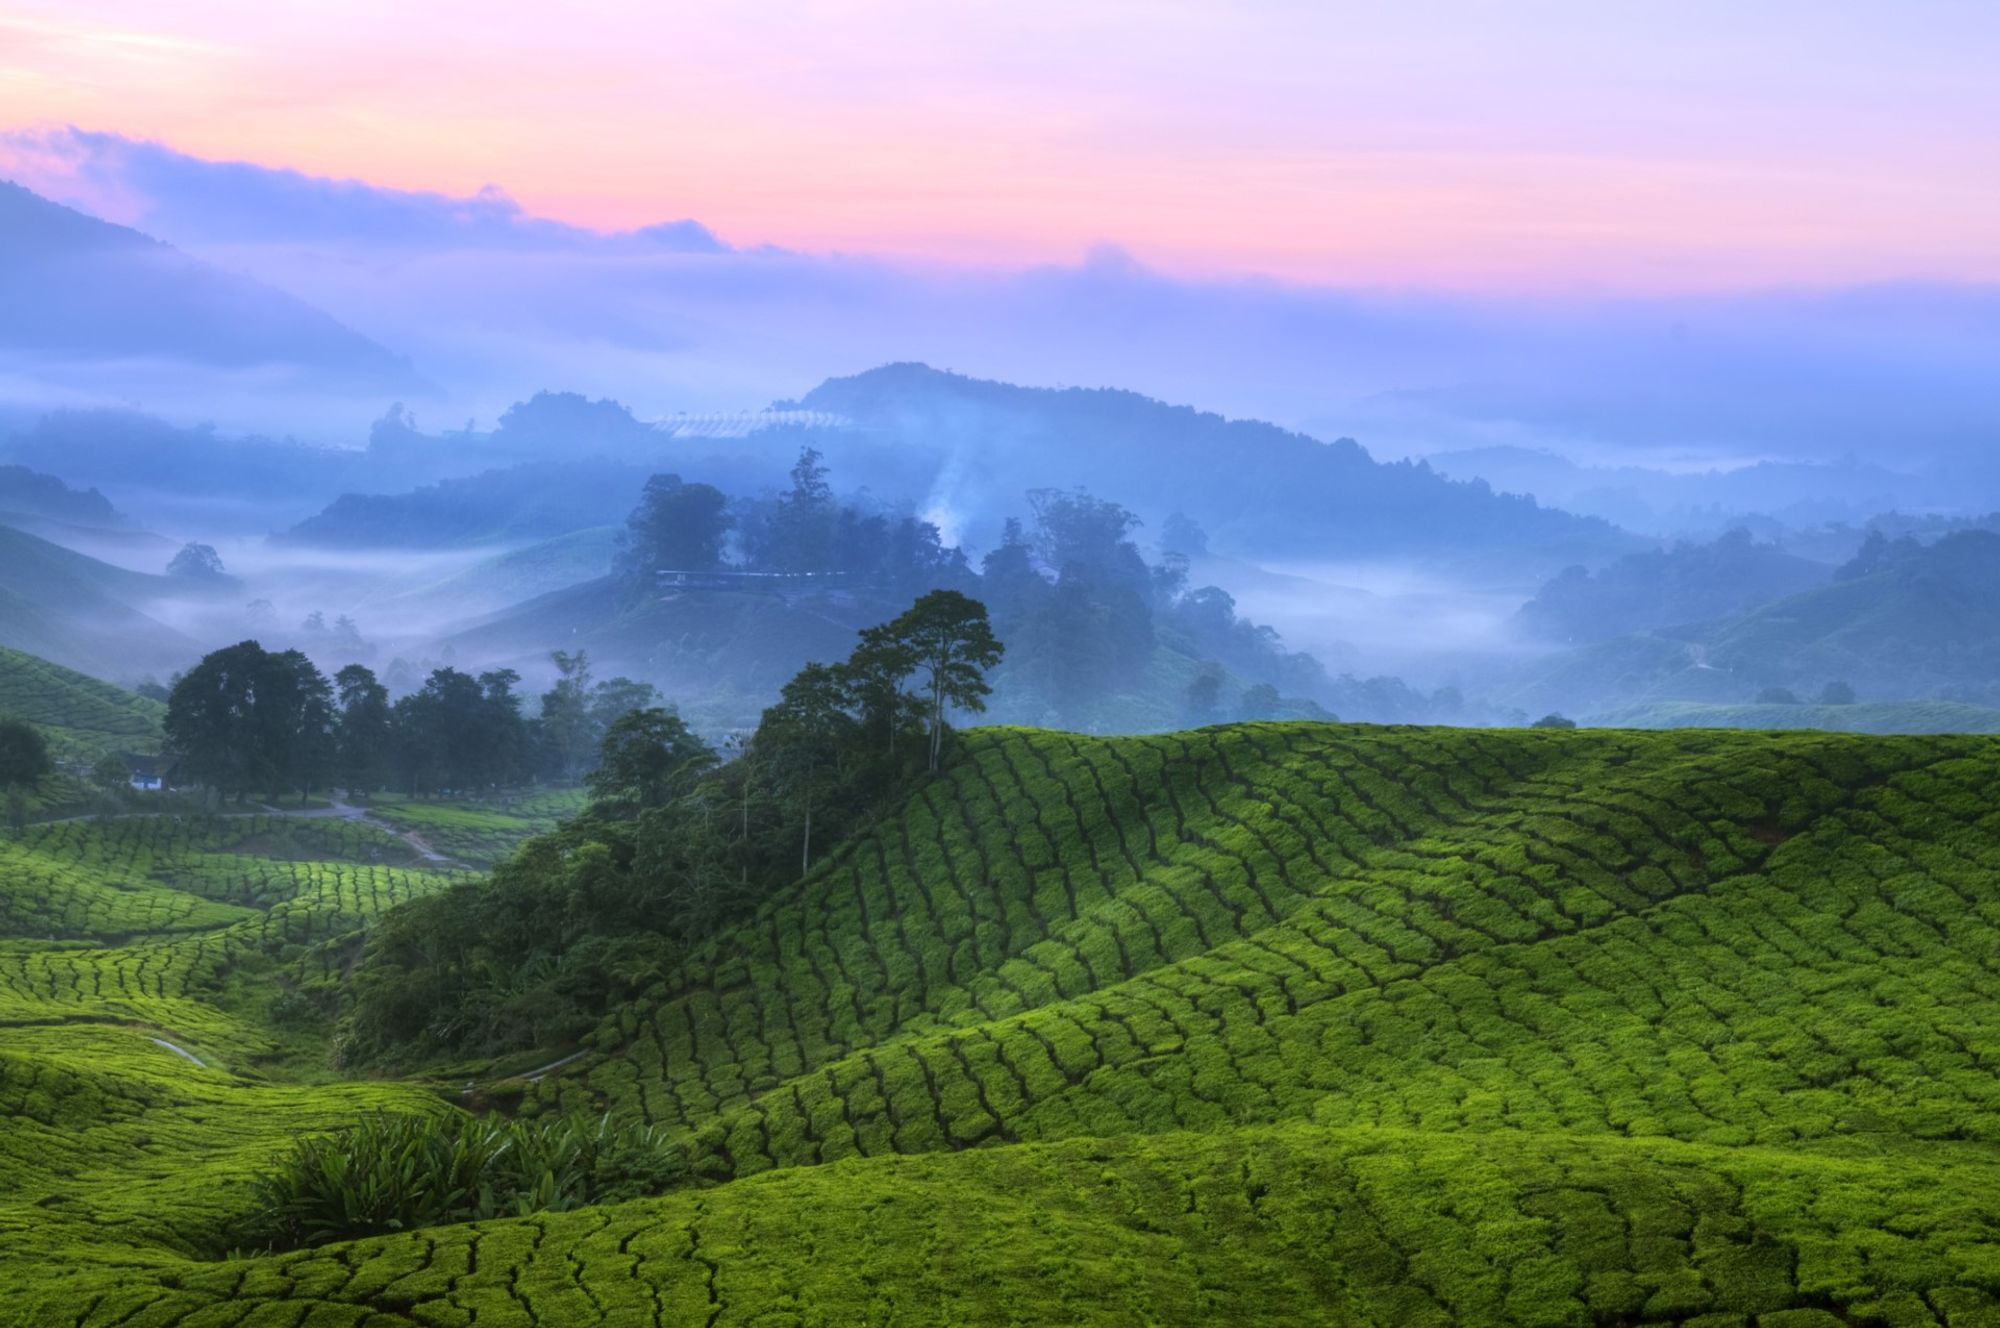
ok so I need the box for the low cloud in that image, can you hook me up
[5,126,1999,491]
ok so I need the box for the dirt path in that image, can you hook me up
[321,797,462,866]
[34,799,466,867]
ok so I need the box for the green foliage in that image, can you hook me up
[0,715,52,788]
[10,722,2000,1326]
[0,644,163,760]
[236,1110,687,1250]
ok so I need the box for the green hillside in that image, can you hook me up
[0,643,164,761]
[7,724,2000,1324]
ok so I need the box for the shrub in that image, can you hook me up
[232,1110,688,1251]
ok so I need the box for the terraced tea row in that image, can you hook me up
[16,1123,2000,1327]
[6,724,2000,1326]
[530,728,1982,1147]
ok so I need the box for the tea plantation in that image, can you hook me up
[6,723,2000,1326]
[0,643,164,761]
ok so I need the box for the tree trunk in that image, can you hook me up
[801,802,812,876]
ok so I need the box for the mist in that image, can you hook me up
[7,127,2000,498]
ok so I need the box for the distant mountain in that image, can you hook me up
[0,464,125,529]
[795,363,1633,569]
[279,460,653,548]
[0,180,418,389]
[1427,444,1937,536]
[1698,529,2000,696]
[1501,528,2000,716]
[0,524,201,681]
[1516,528,1830,645]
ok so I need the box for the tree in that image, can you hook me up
[334,664,393,797]
[0,718,51,827]
[394,668,501,795]
[764,446,838,571]
[1239,682,1282,721]
[1161,511,1209,559]
[167,541,227,579]
[587,708,717,818]
[1530,713,1577,729]
[541,650,596,782]
[755,662,860,873]
[588,677,661,738]
[260,650,336,799]
[165,641,278,800]
[845,622,920,757]
[1756,687,1801,705]
[1818,680,1857,706]
[886,590,1005,773]
[479,669,530,785]
[1185,665,1223,726]
[616,473,733,585]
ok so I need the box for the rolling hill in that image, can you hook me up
[0,180,416,389]
[0,644,165,760]
[797,363,1638,569]
[1501,530,2000,716]
[6,722,2000,1324]
[1699,529,2000,695]
[0,524,202,680]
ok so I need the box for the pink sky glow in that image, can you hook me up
[3,0,1998,291]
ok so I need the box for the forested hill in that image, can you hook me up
[10,723,2000,1324]
[798,362,1636,564]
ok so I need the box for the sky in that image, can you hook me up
[4,0,1999,291]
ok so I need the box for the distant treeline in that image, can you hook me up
[613,446,1365,727]
[162,641,662,801]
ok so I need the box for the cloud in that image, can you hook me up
[3,125,1998,495]
[0,126,727,252]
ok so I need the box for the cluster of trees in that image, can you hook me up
[348,591,1002,1061]
[163,641,662,801]
[977,494,1333,725]
[612,447,973,597]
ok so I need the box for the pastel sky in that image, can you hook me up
[3,0,1998,289]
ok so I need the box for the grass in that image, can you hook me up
[5,723,2000,1325]
[364,789,587,866]
[0,642,164,766]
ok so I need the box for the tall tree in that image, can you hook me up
[166,541,227,580]
[260,649,335,800]
[845,622,919,756]
[165,640,275,801]
[587,708,717,818]
[334,664,392,797]
[540,650,596,782]
[754,662,860,873]
[617,473,732,586]
[764,446,837,572]
[886,590,1005,772]
[588,677,661,739]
